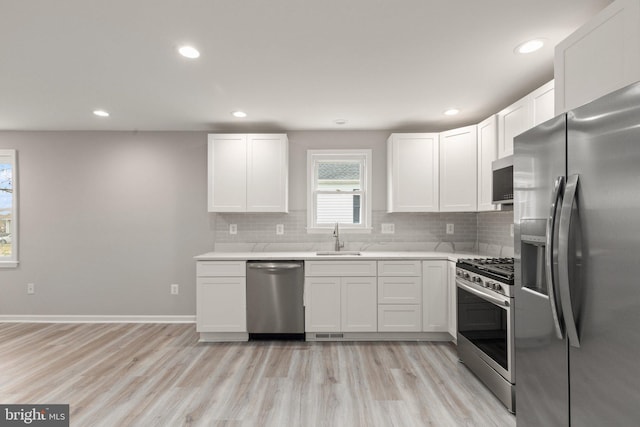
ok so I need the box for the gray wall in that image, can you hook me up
[0,130,513,317]
[0,131,214,316]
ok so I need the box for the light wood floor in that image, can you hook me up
[0,323,515,426]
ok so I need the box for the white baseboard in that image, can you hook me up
[0,315,196,324]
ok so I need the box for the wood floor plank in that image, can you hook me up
[0,323,515,427]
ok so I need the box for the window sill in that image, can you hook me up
[0,260,19,268]
[307,227,372,234]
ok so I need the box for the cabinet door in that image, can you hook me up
[477,115,498,212]
[439,125,478,212]
[341,277,377,332]
[530,80,555,126]
[305,277,341,332]
[447,261,457,339]
[497,99,531,158]
[555,0,640,113]
[197,277,246,332]
[208,134,247,212]
[422,260,449,332]
[387,133,439,212]
[246,134,288,212]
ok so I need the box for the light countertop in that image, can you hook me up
[194,251,483,262]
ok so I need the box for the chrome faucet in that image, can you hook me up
[333,222,345,252]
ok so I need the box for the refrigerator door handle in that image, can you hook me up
[545,176,565,339]
[558,174,581,348]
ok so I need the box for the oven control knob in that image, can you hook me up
[485,281,493,288]
[494,283,502,292]
[463,273,470,280]
[457,270,462,277]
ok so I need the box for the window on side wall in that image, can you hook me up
[307,149,372,233]
[0,149,17,268]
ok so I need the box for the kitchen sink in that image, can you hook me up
[316,251,361,256]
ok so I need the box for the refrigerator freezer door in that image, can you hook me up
[567,82,640,425]
[514,114,569,426]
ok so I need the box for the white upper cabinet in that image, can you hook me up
[439,125,477,212]
[530,80,556,126]
[497,80,554,158]
[555,0,640,113]
[476,115,498,212]
[497,97,530,158]
[208,134,288,213]
[208,134,247,212]
[246,134,289,212]
[387,133,439,212]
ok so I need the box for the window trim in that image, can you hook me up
[0,149,18,268]
[306,149,372,234]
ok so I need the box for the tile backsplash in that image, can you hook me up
[477,209,514,257]
[213,209,514,256]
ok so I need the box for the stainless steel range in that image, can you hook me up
[455,257,515,413]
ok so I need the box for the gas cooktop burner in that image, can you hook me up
[456,257,514,285]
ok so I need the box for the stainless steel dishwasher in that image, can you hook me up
[246,261,304,340]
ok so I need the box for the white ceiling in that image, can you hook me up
[0,0,612,132]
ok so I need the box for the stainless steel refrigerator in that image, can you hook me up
[514,81,640,426]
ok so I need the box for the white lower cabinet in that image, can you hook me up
[377,260,422,332]
[377,276,421,304]
[422,260,449,332]
[304,277,342,332]
[196,261,247,338]
[304,261,377,333]
[378,305,421,332]
[341,277,378,332]
[447,261,457,339]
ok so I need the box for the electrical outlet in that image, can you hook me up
[27,283,35,295]
[446,223,454,235]
[510,224,515,237]
[381,223,395,234]
[229,224,237,235]
[276,224,284,235]
[170,284,179,295]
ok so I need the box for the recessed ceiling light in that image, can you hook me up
[178,45,200,59]
[93,109,109,117]
[334,119,348,125]
[232,111,247,118]
[444,108,459,116]
[515,39,544,54]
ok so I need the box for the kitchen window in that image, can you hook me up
[307,149,372,233]
[0,149,17,268]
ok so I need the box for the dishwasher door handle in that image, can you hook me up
[247,262,303,270]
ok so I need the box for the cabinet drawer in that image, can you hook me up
[377,277,421,304]
[197,261,246,277]
[377,305,422,332]
[305,261,377,277]
[377,260,421,276]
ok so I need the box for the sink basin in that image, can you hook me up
[316,251,361,256]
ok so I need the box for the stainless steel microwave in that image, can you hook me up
[492,155,513,204]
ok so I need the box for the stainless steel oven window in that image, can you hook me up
[456,277,515,384]
[457,286,509,370]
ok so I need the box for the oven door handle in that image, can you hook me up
[456,279,510,307]
[545,176,565,339]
